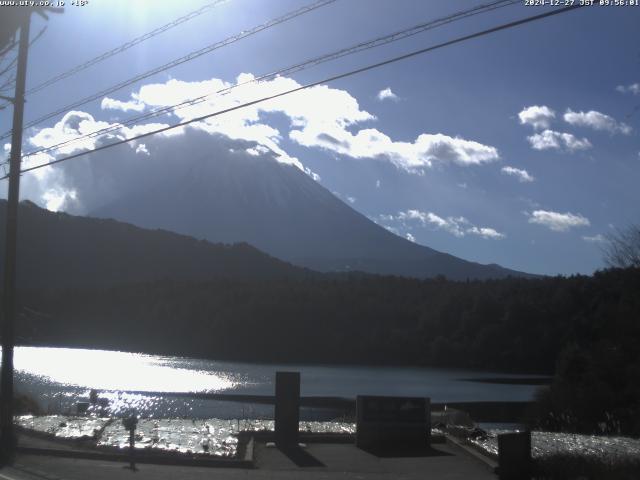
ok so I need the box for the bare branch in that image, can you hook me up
[603,224,640,269]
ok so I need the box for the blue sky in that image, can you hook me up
[1,0,639,276]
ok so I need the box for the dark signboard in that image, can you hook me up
[361,396,427,423]
[356,395,431,452]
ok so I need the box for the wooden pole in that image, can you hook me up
[0,10,31,465]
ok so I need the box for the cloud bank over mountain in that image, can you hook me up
[13,72,502,216]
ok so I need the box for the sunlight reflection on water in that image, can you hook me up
[14,347,236,393]
[12,346,243,417]
[16,415,358,457]
[11,345,543,418]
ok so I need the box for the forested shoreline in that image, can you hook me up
[16,267,638,372]
[16,266,640,434]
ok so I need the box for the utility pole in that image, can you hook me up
[0,9,31,465]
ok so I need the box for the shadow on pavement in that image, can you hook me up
[278,444,325,467]
[359,445,454,458]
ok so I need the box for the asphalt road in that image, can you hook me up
[0,441,497,480]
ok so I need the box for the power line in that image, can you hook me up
[0,0,337,141]
[0,40,17,60]
[3,4,584,182]
[0,57,18,81]
[20,0,519,161]
[0,25,47,108]
[6,0,230,104]
[21,0,516,159]
[0,27,45,80]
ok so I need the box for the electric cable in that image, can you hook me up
[20,0,519,161]
[0,0,337,141]
[2,4,584,181]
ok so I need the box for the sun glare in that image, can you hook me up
[14,347,236,393]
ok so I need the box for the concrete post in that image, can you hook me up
[275,371,300,447]
[122,413,138,471]
[498,430,531,480]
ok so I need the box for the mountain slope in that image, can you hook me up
[0,200,305,289]
[90,153,533,280]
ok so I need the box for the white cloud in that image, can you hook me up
[582,234,607,243]
[109,74,364,178]
[518,105,556,130]
[616,83,640,95]
[22,125,322,215]
[405,232,416,242]
[389,209,504,239]
[42,188,77,212]
[528,210,590,232]
[21,72,500,212]
[347,196,356,204]
[561,133,593,151]
[466,226,505,239]
[246,144,270,156]
[501,166,534,183]
[101,96,146,113]
[375,179,381,188]
[377,213,395,222]
[563,109,631,135]
[377,87,398,101]
[423,212,466,237]
[294,128,500,170]
[527,130,592,152]
[136,77,230,108]
[135,143,149,156]
[35,82,324,180]
[117,74,498,173]
[28,110,172,157]
[395,210,465,237]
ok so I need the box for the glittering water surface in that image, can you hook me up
[99,418,240,456]
[469,429,640,463]
[15,347,237,392]
[14,346,542,418]
[14,346,246,417]
[18,415,110,439]
[17,415,356,457]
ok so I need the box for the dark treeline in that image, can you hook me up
[16,267,640,434]
[16,267,638,370]
[0,200,309,290]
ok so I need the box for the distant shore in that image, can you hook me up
[103,390,533,423]
[458,376,551,385]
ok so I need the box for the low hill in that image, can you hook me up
[0,200,305,289]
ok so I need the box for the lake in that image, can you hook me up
[12,346,545,419]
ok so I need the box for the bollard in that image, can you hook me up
[275,371,300,447]
[498,430,531,480]
[76,402,89,415]
[122,411,138,471]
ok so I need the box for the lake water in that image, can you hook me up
[13,346,544,419]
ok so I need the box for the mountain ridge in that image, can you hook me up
[90,152,535,280]
[0,199,307,289]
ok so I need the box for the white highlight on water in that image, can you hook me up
[13,346,235,393]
